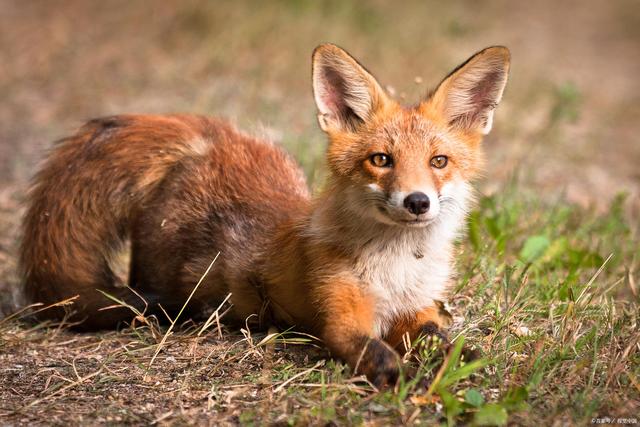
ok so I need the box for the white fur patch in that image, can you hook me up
[181,136,211,157]
[355,229,452,337]
[367,183,382,193]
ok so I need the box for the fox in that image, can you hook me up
[19,44,509,388]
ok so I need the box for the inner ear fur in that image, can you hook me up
[429,46,510,135]
[312,44,388,132]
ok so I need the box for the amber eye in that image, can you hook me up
[370,153,393,168]
[430,155,448,169]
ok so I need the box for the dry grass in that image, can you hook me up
[1,1,639,425]
[1,187,638,425]
[1,318,334,425]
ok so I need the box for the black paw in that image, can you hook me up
[419,321,450,347]
[418,322,480,361]
[356,338,401,389]
[371,365,400,390]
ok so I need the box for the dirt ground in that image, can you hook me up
[0,1,639,425]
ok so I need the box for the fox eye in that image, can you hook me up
[370,153,392,168]
[430,155,448,169]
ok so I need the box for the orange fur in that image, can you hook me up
[19,44,510,387]
[384,306,447,350]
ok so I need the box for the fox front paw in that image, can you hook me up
[355,338,401,389]
[419,321,450,347]
[418,322,479,361]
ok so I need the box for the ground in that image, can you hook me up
[0,1,639,425]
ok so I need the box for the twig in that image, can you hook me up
[274,360,325,393]
[0,303,43,327]
[197,293,232,337]
[0,296,79,328]
[149,252,220,367]
[576,253,613,304]
[425,347,456,398]
[26,366,104,407]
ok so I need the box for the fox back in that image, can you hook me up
[20,115,309,328]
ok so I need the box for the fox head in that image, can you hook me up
[312,44,510,228]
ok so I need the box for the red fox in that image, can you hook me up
[20,44,509,387]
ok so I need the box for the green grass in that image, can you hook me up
[1,1,639,425]
[266,186,639,425]
[2,184,637,425]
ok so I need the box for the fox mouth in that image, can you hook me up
[398,218,435,227]
[376,206,435,227]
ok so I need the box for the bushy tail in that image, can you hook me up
[20,115,209,329]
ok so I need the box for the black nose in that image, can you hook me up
[404,192,430,215]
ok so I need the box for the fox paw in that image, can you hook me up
[419,321,450,343]
[356,338,401,389]
[418,321,480,362]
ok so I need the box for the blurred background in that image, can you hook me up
[0,0,638,311]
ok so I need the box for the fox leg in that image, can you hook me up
[385,304,481,364]
[317,278,402,389]
[384,304,452,353]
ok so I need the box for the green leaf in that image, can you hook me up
[519,235,550,263]
[502,386,529,411]
[484,216,502,240]
[440,389,463,425]
[468,211,482,251]
[439,359,488,388]
[473,403,508,426]
[444,338,466,375]
[465,389,485,407]
[582,251,605,268]
[541,237,568,263]
[557,282,572,301]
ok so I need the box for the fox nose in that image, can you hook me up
[404,192,430,215]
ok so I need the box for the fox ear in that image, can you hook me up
[430,46,510,135]
[312,44,387,132]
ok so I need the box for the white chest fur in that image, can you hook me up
[353,226,455,338]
